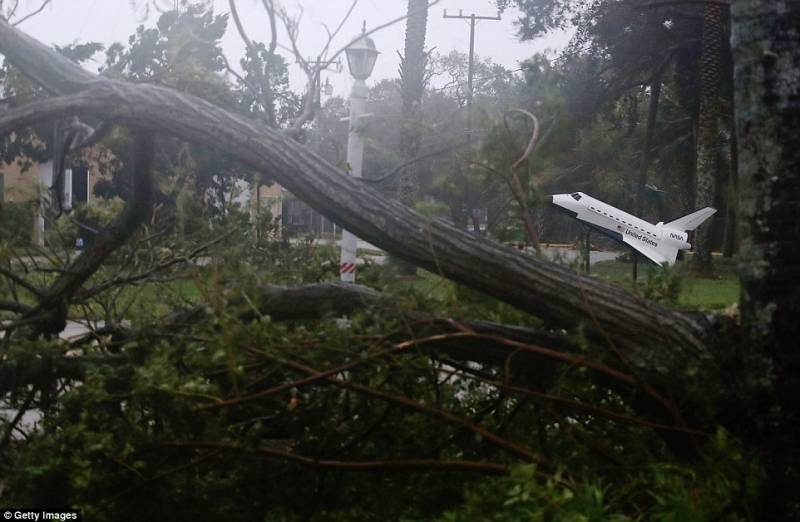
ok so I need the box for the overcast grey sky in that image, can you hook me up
[16,0,568,95]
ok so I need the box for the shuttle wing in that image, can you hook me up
[622,234,678,266]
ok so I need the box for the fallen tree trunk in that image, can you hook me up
[0,20,715,377]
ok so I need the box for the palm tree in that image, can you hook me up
[398,0,429,210]
[395,0,430,274]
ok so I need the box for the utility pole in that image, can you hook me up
[303,58,342,112]
[302,58,340,236]
[443,9,501,113]
[444,8,500,234]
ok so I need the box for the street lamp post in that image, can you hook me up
[339,24,379,283]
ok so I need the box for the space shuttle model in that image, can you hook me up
[549,192,716,266]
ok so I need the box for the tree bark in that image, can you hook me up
[633,77,662,282]
[732,0,800,518]
[692,3,728,274]
[396,0,429,275]
[0,19,713,378]
[398,0,428,204]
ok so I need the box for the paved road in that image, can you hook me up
[540,246,621,266]
[300,239,620,267]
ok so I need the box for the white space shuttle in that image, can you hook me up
[549,192,716,266]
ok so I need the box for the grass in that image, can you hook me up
[374,254,740,317]
[590,256,740,311]
[2,244,740,329]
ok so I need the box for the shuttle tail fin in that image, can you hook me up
[665,207,716,232]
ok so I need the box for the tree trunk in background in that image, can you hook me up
[732,0,800,518]
[395,0,429,275]
[721,111,738,257]
[692,3,727,274]
[722,38,738,258]
[633,77,662,281]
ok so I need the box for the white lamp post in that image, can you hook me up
[339,24,379,283]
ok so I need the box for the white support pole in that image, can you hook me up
[63,168,73,210]
[32,161,53,247]
[339,79,368,283]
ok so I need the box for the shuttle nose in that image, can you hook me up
[547,195,554,205]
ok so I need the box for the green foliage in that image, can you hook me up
[590,259,739,311]
[237,40,298,126]
[55,42,105,64]
[0,200,35,245]
[441,428,757,521]
[415,199,450,220]
[441,466,628,521]
[496,0,580,39]
[637,264,684,305]
[0,61,50,166]
[0,38,105,168]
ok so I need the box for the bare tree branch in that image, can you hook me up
[326,0,442,68]
[316,0,357,65]
[261,0,278,55]
[6,0,21,21]
[504,109,542,251]
[364,139,469,186]
[507,109,540,170]
[10,0,50,26]
[282,0,441,133]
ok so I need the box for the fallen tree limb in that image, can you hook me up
[233,282,384,322]
[1,280,691,433]
[116,282,690,427]
[0,19,715,376]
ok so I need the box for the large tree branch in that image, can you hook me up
[0,299,32,313]
[0,19,714,376]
